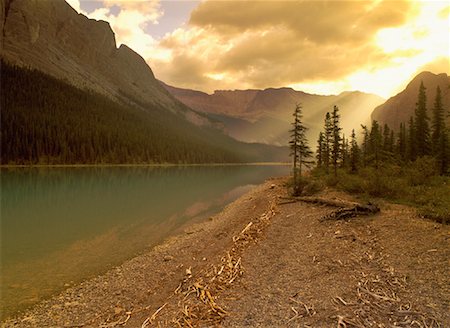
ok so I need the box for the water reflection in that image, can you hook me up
[0,165,289,318]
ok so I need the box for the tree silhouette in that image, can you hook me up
[331,106,342,177]
[289,103,313,189]
[414,81,431,157]
[350,129,360,173]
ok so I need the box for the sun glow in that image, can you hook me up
[290,1,449,98]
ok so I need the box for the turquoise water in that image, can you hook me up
[0,165,289,318]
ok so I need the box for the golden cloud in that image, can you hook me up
[151,0,420,94]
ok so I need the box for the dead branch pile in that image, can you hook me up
[331,244,441,328]
[332,274,441,328]
[144,201,278,327]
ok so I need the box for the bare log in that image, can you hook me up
[279,196,359,208]
[321,204,380,221]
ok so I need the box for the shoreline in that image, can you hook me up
[3,178,449,327]
[2,178,282,326]
[0,163,290,169]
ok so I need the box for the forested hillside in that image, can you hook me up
[1,61,287,165]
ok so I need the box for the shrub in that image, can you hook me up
[406,156,439,186]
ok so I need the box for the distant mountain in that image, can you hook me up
[0,0,288,164]
[371,72,450,130]
[161,81,385,145]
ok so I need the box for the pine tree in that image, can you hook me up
[316,132,324,167]
[361,124,369,167]
[383,124,391,152]
[350,129,360,173]
[289,103,313,187]
[431,86,444,154]
[407,116,417,161]
[414,81,431,157]
[331,106,342,177]
[389,130,395,153]
[369,120,382,169]
[323,112,333,174]
[341,134,349,169]
[397,122,407,161]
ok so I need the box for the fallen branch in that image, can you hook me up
[141,303,167,328]
[321,204,380,221]
[279,196,359,208]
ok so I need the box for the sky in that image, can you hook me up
[66,0,450,98]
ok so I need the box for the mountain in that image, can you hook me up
[161,81,385,145]
[371,72,450,130]
[0,0,288,164]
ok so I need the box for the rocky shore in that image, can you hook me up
[3,178,449,327]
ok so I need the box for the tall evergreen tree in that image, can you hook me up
[369,120,382,169]
[341,134,349,168]
[397,123,407,161]
[316,132,324,168]
[323,112,333,174]
[361,124,370,167]
[331,106,342,177]
[289,104,313,187]
[414,81,431,157]
[407,116,417,161]
[431,86,445,154]
[350,129,360,173]
[383,124,391,152]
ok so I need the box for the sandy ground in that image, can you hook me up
[2,178,449,327]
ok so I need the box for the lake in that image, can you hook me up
[0,165,289,318]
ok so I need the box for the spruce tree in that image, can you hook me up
[289,103,313,188]
[341,135,349,169]
[431,86,444,154]
[331,106,342,177]
[361,124,369,167]
[350,129,360,173]
[397,123,407,161]
[316,132,324,168]
[383,124,391,152]
[414,81,431,157]
[323,112,333,174]
[369,120,382,169]
[407,116,417,161]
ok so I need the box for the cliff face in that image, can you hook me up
[371,72,450,129]
[1,0,208,124]
[161,81,385,145]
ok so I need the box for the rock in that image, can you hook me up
[1,0,210,126]
[163,255,174,262]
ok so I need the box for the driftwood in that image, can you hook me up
[321,203,380,221]
[279,196,379,221]
[278,196,359,208]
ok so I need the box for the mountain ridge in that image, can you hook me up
[371,71,450,130]
[0,0,213,127]
[160,81,385,145]
[0,0,289,164]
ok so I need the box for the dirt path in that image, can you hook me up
[3,178,449,327]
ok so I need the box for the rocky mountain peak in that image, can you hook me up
[371,71,450,129]
[1,0,211,126]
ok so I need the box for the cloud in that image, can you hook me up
[68,0,449,97]
[150,0,421,94]
[189,1,414,43]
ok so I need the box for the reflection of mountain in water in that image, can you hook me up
[0,165,289,317]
